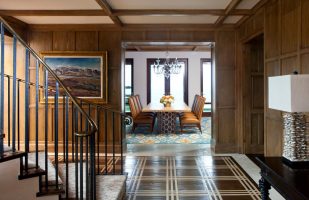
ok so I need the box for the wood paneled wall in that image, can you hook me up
[264,0,309,156]
[7,0,308,155]
[237,0,309,156]
[23,27,238,153]
[212,31,237,153]
[29,30,122,106]
[26,30,122,149]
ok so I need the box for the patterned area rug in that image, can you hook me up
[125,156,261,200]
[126,117,211,144]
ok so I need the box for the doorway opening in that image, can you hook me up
[123,42,214,145]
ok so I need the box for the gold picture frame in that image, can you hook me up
[40,51,108,104]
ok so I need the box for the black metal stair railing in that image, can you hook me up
[1,72,133,197]
[0,16,105,199]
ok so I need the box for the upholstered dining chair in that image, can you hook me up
[134,95,156,117]
[128,96,155,133]
[179,94,199,118]
[179,95,205,134]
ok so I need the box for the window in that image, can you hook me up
[147,58,188,104]
[125,58,133,113]
[201,58,212,113]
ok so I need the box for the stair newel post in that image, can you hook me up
[96,105,100,174]
[62,95,65,162]
[80,132,84,199]
[86,103,90,198]
[35,59,39,169]
[74,108,79,199]
[24,48,30,171]
[65,95,69,200]
[0,22,5,156]
[71,101,74,162]
[7,75,11,147]
[54,82,59,188]
[104,110,107,174]
[12,36,17,152]
[44,69,49,189]
[112,112,115,174]
[17,79,20,150]
[90,131,96,199]
[120,115,123,174]
[80,100,83,131]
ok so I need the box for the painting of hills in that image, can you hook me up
[44,56,102,98]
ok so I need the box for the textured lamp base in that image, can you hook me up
[282,112,309,167]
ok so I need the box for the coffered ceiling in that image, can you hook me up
[0,0,266,27]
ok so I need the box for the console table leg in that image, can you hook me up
[259,176,271,200]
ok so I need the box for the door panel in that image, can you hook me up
[244,35,264,154]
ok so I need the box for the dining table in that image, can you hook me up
[143,102,191,134]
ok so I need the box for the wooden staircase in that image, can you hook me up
[0,17,130,199]
[0,145,60,199]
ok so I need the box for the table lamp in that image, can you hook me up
[268,73,309,167]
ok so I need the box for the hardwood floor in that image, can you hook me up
[123,144,284,200]
[55,144,283,199]
[124,155,260,200]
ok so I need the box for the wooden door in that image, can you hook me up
[243,35,264,154]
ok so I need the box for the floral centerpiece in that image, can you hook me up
[160,95,174,107]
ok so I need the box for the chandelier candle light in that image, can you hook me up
[153,51,182,78]
[160,95,174,107]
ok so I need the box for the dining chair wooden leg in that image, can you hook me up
[198,124,202,134]
[132,123,136,133]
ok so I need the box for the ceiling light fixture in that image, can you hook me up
[153,51,181,78]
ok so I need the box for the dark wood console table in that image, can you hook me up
[256,156,309,200]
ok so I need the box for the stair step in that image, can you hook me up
[58,163,127,199]
[19,167,46,180]
[4,144,12,152]
[27,152,63,186]
[37,186,65,197]
[96,175,127,200]
[0,151,26,163]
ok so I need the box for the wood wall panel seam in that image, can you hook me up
[297,0,301,72]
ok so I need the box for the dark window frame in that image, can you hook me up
[125,58,134,113]
[125,58,134,95]
[200,58,212,116]
[147,58,188,104]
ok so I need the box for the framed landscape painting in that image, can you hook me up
[40,51,108,103]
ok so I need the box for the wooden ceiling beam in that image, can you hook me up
[28,23,236,32]
[215,0,242,26]
[113,9,251,16]
[0,9,252,17]
[0,10,107,16]
[236,0,268,27]
[252,0,268,12]
[95,0,123,27]
[1,16,28,29]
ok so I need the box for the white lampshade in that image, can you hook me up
[268,74,309,112]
